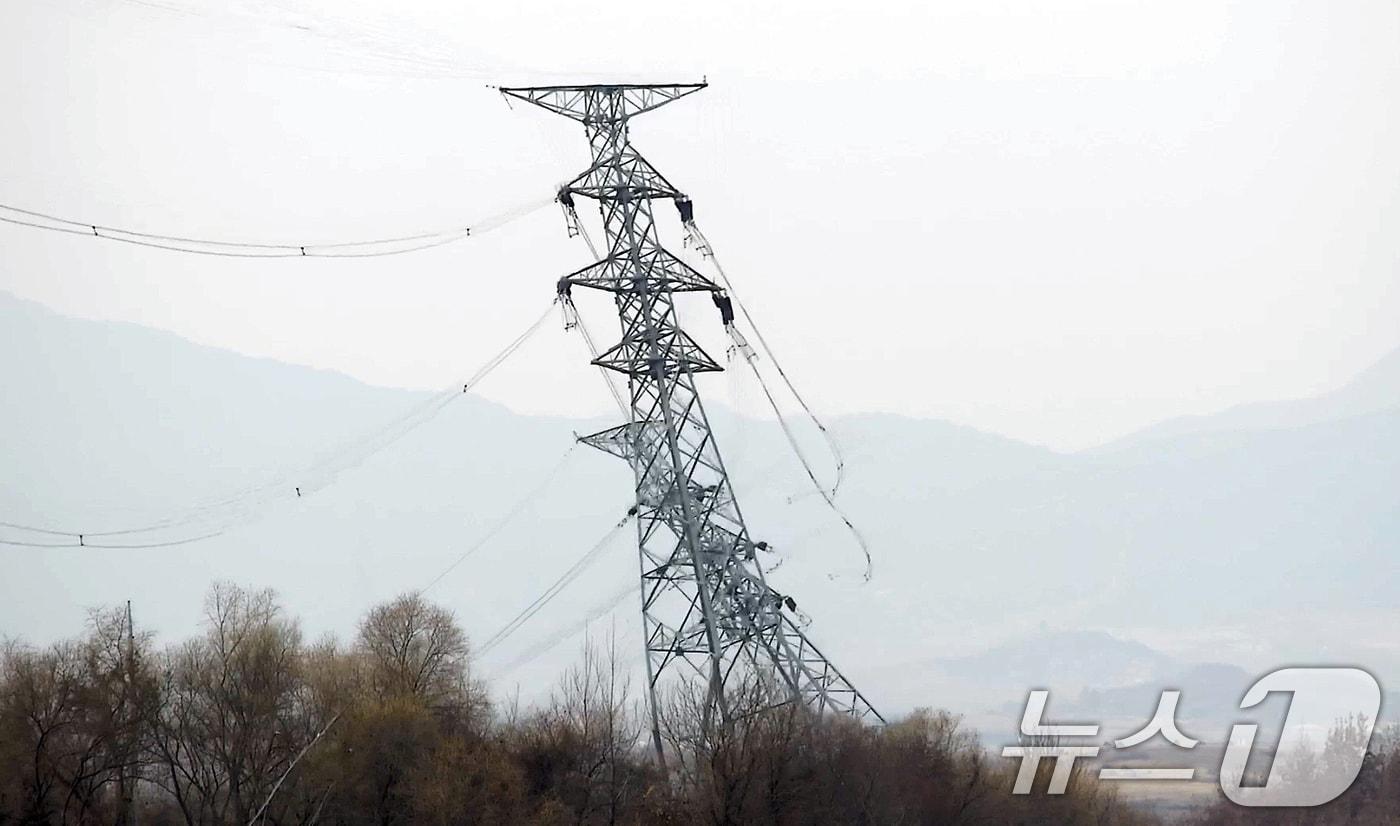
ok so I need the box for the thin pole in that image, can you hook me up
[124,600,138,826]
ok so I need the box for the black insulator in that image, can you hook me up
[675,197,694,223]
[712,292,735,325]
[558,190,575,208]
[557,276,573,298]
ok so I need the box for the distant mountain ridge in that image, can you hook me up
[2,289,1396,723]
[1098,346,1400,451]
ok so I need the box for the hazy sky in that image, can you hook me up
[3,0,1398,450]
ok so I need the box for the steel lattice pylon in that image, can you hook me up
[501,83,882,757]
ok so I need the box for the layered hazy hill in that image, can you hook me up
[2,289,1396,728]
[1098,346,1400,450]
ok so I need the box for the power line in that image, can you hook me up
[568,223,630,415]
[114,0,632,84]
[475,509,635,658]
[574,205,852,514]
[0,531,223,551]
[684,219,848,497]
[419,444,579,594]
[248,711,342,826]
[0,300,558,548]
[743,356,874,581]
[483,582,638,679]
[681,218,872,581]
[0,197,549,258]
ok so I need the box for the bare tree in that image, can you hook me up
[659,673,815,826]
[0,640,85,823]
[357,592,474,712]
[147,583,317,826]
[510,635,651,825]
[0,608,158,826]
[0,587,1179,826]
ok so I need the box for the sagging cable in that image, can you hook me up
[484,582,639,680]
[476,507,636,658]
[568,220,630,416]
[0,197,551,259]
[0,300,559,548]
[682,216,848,498]
[420,443,580,594]
[745,348,875,582]
[682,210,870,581]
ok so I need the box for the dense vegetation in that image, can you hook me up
[2,583,1391,825]
[1191,723,1400,826]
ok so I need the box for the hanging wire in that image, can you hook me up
[744,360,874,580]
[114,0,495,81]
[683,220,872,581]
[419,443,580,594]
[684,219,847,496]
[0,530,225,551]
[568,221,630,415]
[249,712,342,826]
[114,0,641,84]
[483,581,638,679]
[0,196,549,258]
[566,207,871,580]
[474,509,635,658]
[573,312,629,416]
[0,300,559,548]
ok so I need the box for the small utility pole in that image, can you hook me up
[121,599,138,826]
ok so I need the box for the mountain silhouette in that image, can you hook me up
[2,289,1395,719]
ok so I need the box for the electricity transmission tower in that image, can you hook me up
[500,83,881,757]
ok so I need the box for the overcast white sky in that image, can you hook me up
[3,0,1397,450]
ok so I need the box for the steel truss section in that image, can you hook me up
[501,83,882,759]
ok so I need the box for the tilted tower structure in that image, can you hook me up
[500,83,881,757]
